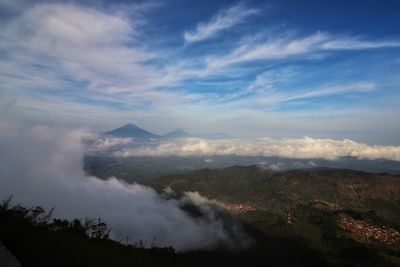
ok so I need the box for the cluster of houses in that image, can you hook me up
[338,214,400,245]
[225,203,256,213]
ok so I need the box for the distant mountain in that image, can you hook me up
[103,123,160,139]
[163,129,191,138]
[196,132,232,139]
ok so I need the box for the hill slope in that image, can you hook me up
[148,166,400,265]
[148,166,400,225]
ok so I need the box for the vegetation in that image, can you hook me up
[1,194,399,266]
[148,166,400,225]
[0,196,175,267]
[84,155,400,183]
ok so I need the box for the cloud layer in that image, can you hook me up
[112,137,400,161]
[0,121,250,251]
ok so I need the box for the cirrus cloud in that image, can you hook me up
[184,2,259,44]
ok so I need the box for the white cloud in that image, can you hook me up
[217,65,376,106]
[286,82,375,99]
[245,67,297,94]
[0,3,167,94]
[184,3,258,44]
[182,191,225,210]
[0,2,215,126]
[82,134,133,152]
[322,38,400,50]
[250,82,376,105]
[113,137,400,161]
[205,32,400,70]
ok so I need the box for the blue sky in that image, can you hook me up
[0,0,400,144]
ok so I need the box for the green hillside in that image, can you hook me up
[146,166,400,266]
[148,166,400,225]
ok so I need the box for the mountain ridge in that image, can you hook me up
[103,123,160,139]
[103,123,232,140]
[163,128,192,138]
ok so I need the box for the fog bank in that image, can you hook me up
[0,121,250,251]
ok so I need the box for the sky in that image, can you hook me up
[0,0,400,144]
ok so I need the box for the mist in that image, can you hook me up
[0,120,251,251]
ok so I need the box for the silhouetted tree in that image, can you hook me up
[91,217,110,239]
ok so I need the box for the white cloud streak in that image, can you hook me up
[249,82,376,105]
[113,137,400,161]
[184,3,258,44]
[205,32,400,70]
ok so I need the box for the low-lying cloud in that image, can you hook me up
[111,137,400,161]
[0,121,250,251]
[83,134,134,152]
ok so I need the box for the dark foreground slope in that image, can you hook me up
[0,199,335,267]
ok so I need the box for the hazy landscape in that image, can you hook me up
[1,0,400,266]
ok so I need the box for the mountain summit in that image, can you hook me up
[103,123,160,139]
[163,128,191,138]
